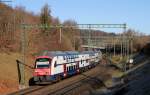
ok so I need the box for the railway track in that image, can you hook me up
[8,86,46,95]
[9,64,113,95]
[45,74,101,95]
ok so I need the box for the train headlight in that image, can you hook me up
[35,71,38,73]
[64,73,67,77]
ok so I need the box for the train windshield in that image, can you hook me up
[36,58,51,68]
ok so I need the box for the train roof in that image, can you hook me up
[39,50,101,57]
[41,51,79,57]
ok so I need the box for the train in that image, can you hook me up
[29,51,102,85]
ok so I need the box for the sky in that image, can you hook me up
[6,0,150,34]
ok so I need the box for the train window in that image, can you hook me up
[70,66,72,70]
[54,61,57,67]
[68,56,69,59]
[36,58,50,62]
[72,56,73,59]
[70,66,73,70]
[63,56,65,60]
[36,58,51,68]
[37,64,49,68]
[86,59,88,63]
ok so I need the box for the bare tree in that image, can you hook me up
[40,4,51,33]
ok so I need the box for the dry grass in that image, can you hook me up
[0,53,34,94]
[0,53,20,94]
[0,53,20,80]
[111,55,123,64]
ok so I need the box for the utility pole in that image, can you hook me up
[19,25,26,89]
[113,37,116,56]
[59,27,62,44]
[88,24,91,51]
[123,23,127,71]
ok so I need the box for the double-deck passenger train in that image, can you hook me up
[29,51,102,85]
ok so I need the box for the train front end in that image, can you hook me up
[32,56,52,84]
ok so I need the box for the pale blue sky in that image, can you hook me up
[8,0,150,34]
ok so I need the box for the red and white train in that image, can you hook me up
[29,51,102,85]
